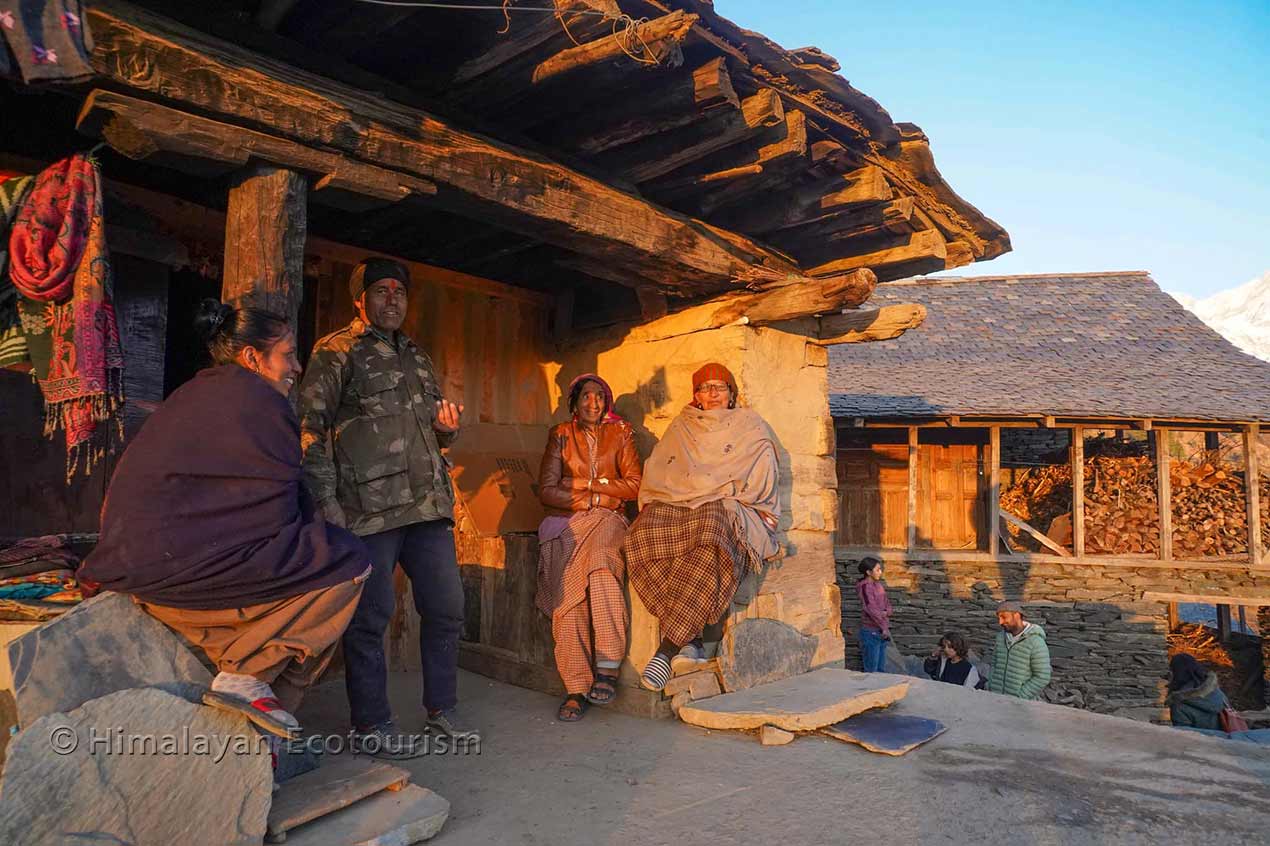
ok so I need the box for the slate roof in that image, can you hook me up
[828,272,1270,422]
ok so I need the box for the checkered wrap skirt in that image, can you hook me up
[623,499,757,647]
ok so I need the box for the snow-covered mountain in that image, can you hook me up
[1172,271,1270,363]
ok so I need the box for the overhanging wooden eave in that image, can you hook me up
[84,0,804,297]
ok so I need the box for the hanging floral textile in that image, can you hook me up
[0,172,35,370]
[9,152,124,479]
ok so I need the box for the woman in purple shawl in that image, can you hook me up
[81,300,370,734]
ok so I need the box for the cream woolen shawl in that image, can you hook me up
[638,405,780,560]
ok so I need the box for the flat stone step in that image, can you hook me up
[280,783,450,846]
[677,668,909,731]
[267,755,410,841]
[820,712,947,755]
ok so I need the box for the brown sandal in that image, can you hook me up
[557,694,588,722]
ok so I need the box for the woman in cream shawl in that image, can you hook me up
[622,362,780,691]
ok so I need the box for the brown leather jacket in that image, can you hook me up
[539,419,642,515]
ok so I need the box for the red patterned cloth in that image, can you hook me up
[9,153,123,478]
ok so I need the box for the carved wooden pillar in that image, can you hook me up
[222,162,307,332]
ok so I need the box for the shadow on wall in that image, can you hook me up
[836,541,1172,715]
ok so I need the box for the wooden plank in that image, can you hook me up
[222,162,307,333]
[1144,591,1270,605]
[1072,425,1086,558]
[267,756,410,840]
[906,427,918,551]
[1166,601,1180,631]
[76,89,437,208]
[808,303,926,346]
[86,1,802,294]
[833,546,1270,573]
[988,426,1000,557]
[1155,429,1173,562]
[1245,424,1262,566]
[1000,511,1071,557]
[1217,604,1232,642]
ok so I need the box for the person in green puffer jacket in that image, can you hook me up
[1166,653,1229,730]
[986,601,1052,700]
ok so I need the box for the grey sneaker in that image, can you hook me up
[671,642,708,675]
[351,720,427,760]
[425,708,474,738]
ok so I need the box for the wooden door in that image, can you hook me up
[916,442,986,550]
[837,444,908,548]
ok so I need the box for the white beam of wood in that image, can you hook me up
[1156,428,1173,562]
[1000,511,1072,557]
[1246,424,1262,567]
[907,426,918,551]
[988,426,1000,557]
[1072,425,1085,558]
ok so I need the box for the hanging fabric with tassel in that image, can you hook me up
[8,151,124,480]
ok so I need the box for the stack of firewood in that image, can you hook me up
[999,465,1073,551]
[1084,454,1160,555]
[1169,451,1247,556]
[1001,441,1264,557]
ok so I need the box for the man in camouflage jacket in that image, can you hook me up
[298,257,468,753]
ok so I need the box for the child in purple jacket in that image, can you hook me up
[856,557,892,672]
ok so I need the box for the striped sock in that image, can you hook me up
[640,653,673,692]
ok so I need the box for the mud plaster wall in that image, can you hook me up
[837,556,1270,712]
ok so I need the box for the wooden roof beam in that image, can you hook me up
[76,89,437,213]
[767,198,917,255]
[808,229,948,282]
[597,88,784,184]
[448,10,697,111]
[536,56,738,154]
[648,110,810,213]
[807,303,927,346]
[713,165,891,235]
[450,1,621,86]
[86,1,800,293]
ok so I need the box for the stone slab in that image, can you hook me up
[719,618,817,692]
[269,755,410,839]
[0,687,271,845]
[664,669,722,700]
[820,712,947,755]
[282,783,450,845]
[5,592,211,729]
[678,669,908,731]
[760,725,794,746]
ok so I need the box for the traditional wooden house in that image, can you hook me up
[0,0,1009,716]
[829,271,1270,711]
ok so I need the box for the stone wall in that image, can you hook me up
[555,322,845,677]
[836,555,1270,712]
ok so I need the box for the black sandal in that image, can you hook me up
[557,694,588,722]
[586,674,619,706]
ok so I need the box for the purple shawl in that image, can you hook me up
[80,365,369,609]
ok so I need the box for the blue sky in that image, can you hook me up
[717,0,1269,297]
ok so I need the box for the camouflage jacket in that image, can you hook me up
[298,318,456,536]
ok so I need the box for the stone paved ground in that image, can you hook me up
[297,669,1270,846]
